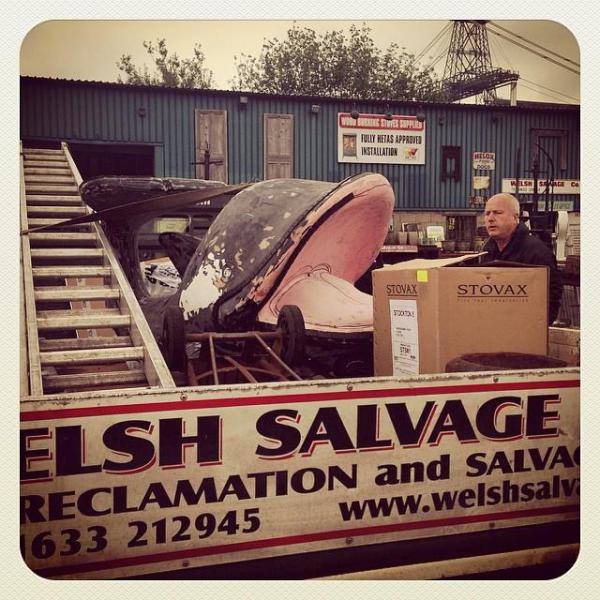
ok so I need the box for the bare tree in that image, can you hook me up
[117,39,214,89]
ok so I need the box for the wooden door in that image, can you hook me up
[264,114,293,179]
[194,109,228,182]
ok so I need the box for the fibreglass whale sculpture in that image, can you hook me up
[79,173,395,372]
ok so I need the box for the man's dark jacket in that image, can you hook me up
[480,223,562,324]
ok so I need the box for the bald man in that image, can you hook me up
[481,193,562,324]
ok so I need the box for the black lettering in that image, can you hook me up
[56,426,102,476]
[549,446,576,469]
[526,394,560,437]
[246,471,275,497]
[328,464,358,490]
[535,480,552,500]
[459,488,476,507]
[526,447,553,470]
[486,484,502,504]
[521,482,535,501]
[427,400,477,444]
[48,491,76,521]
[466,452,487,477]
[139,482,174,510]
[113,485,141,514]
[159,416,221,466]
[20,428,51,481]
[20,494,46,524]
[103,420,155,473]
[487,451,513,474]
[218,475,251,501]
[375,464,399,486]
[299,408,354,454]
[356,405,392,450]
[77,488,112,517]
[427,454,450,480]
[256,409,301,458]
[476,396,523,439]
[385,401,436,446]
[290,468,326,493]
[172,478,218,505]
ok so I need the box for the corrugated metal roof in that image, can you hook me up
[21,76,580,113]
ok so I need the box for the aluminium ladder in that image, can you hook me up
[20,142,175,396]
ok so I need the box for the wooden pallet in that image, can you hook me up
[20,143,175,396]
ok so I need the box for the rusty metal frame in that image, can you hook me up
[185,330,302,386]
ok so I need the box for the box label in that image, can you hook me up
[389,299,419,375]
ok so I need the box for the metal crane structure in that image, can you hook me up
[438,20,519,104]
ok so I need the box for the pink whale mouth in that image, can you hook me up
[256,174,394,335]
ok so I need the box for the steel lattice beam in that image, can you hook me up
[438,21,519,104]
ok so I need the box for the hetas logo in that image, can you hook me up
[457,283,528,297]
[386,283,418,296]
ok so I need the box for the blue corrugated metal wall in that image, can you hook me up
[20,77,580,211]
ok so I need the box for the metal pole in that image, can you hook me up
[510,80,517,106]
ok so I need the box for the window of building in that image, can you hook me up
[530,128,568,175]
[441,145,461,182]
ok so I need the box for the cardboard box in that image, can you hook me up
[373,255,549,376]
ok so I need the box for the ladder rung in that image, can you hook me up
[27,194,83,205]
[24,156,67,164]
[35,286,119,301]
[29,232,98,246]
[24,168,72,176]
[43,370,147,392]
[40,347,145,366]
[26,185,79,194]
[37,307,121,318]
[39,336,133,351]
[32,266,112,278]
[37,313,130,331]
[26,218,69,227]
[25,218,90,230]
[23,160,69,168]
[30,248,104,260]
[25,175,75,184]
[27,206,87,217]
[23,154,66,162]
[23,149,65,156]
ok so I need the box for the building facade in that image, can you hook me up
[21,76,580,234]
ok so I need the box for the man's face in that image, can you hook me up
[484,196,519,242]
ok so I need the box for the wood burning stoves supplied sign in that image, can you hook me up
[338,113,425,165]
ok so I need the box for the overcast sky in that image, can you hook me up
[20,19,580,104]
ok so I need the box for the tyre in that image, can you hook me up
[274,305,306,367]
[162,305,186,371]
